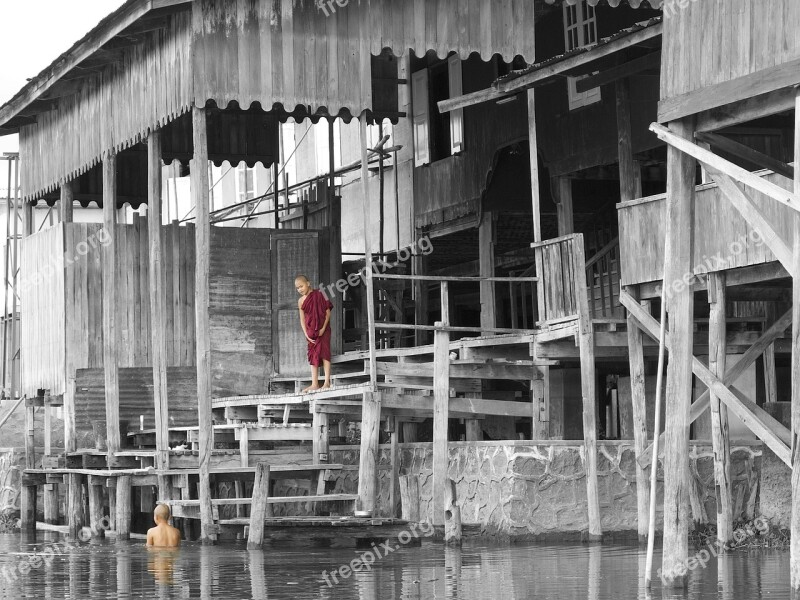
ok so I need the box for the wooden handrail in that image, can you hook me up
[0,396,24,433]
[374,274,538,283]
[584,236,619,271]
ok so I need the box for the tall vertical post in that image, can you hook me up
[102,153,121,461]
[115,475,132,540]
[357,391,381,513]
[616,78,642,203]
[625,287,650,541]
[192,105,216,544]
[661,117,697,587]
[359,115,377,385]
[555,177,574,236]
[10,159,21,399]
[60,180,74,223]
[432,276,450,526]
[708,272,732,544]
[68,474,84,538]
[148,131,170,494]
[790,87,800,592]
[527,88,541,243]
[478,213,496,332]
[20,399,36,530]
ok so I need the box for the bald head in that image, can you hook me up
[154,504,171,523]
[295,274,310,285]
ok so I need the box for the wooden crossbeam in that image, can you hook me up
[650,123,799,211]
[705,167,795,277]
[576,52,661,93]
[696,132,794,179]
[620,291,791,466]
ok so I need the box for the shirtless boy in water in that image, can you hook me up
[296,275,333,392]
[146,504,181,547]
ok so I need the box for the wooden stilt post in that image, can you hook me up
[102,153,121,464]
[359,115,378,386]
[574,234,602,540]
[763,304,778,404]
[465,418,482,442]
[402,422,418,443]
[432,314,450,526]
[527,88,541,242]
[192,105,216,544]
[247,463,270,549]
[68,473,84,538]
[60,180,74,223]
[478,213,496,333]
[357,391,381,513]
[115,475,132,540]
[708,272,732,544]
[531,343,550,440]
[147,130,170,496]
[443,479,462,545]
[625,287,650,542]
[44,483,59,525]
[661,117,697,588]
[390,416,400,517]
[20,399,36,530]
[789,87,800,592]
[107,479,116,531]
[88,477,105,538]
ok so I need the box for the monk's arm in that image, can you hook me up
[319,308,332,335]
[298,299,313,343]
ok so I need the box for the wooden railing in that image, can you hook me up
[531,233,587,326]
[584,236,621,319]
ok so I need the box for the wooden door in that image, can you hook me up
[271,231,320,377]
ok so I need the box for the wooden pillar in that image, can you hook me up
[764,303,778,403]
[625,287,650,541]
[432,319,450,526]
[555,177,574,236]
[574,234,602,540]
[390,416,400,518]
[148,131,170,488]
[313,410,329,463]
[357,391,381,513]
[661,117,697,588]
[247,463,271,549]
[22,199,33,237]
[465,418,482,442]
[443,479,462,545]
[527,88,541,242]
[115,475,132,540]
[359,115,378,385]
[478,213,496,332]
[531,344,550,440]
[616,78,643,203]
[44,483,59,525]
[68,473,84,538]
[88,478,105,538]
[60,180,74,223]
[708,272,732,544]
[102,153,121,461]
[20,400,36,530]
[402,422,418,443]
[192,105,216,544]
[790,87,800,592]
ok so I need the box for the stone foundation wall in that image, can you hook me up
[330,440,763,538]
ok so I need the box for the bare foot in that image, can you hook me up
[321,383,331,390]
[303,384,321,393]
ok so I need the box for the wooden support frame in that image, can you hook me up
[192,105,216,544]
[102,153,121,461]
[660,117,696,588]
[624,287,649,541]
[148,130,170,492]
[708,272,733,544]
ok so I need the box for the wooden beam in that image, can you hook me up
[432,321,450,526]
[555,177,574,236]
[478,213,496,332]
[624,287,649,541]
[658,58,800,124]
[650,123,799,211]
[764,304,778,404]
[357,391,381,513]
[102,153,121,461]
[528,88,542,243]
[696,132,794,179]
[192,105,216,544]
[60,180,74,223]
[696,87,797,133]
[247,463,271,549]
[790,87,800,593]
[147,130,170,492]
[577,51,661,93]
[705,167,794,276]
[359,115,378,385]
[708,273,733,544]
[661,117,696,588]
[616,78,642,204]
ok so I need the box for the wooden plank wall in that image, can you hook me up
[617,171,795,286]
[660,0,800,102]
[20,227,66,397]
[63,221,196,378]
[209,227,272,397]
[19,12,193,199]
[74,366,199,445]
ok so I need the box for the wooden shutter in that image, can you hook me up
[412,69,430,167]
[448,55,464,154]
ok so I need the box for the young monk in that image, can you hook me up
[296,275,334,392]
[146,504,181,547]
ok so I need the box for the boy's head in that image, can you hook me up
[154,503,171,524]
[295,275,312,296]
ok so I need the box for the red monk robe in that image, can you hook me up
[302,289,334,366]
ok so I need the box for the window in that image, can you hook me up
[564,1,601,110]
[236,163,256,204]
[411,54,465,167]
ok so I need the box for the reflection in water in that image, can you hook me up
[0,533,792,599]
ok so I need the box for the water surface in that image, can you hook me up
[0,533,789,599]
